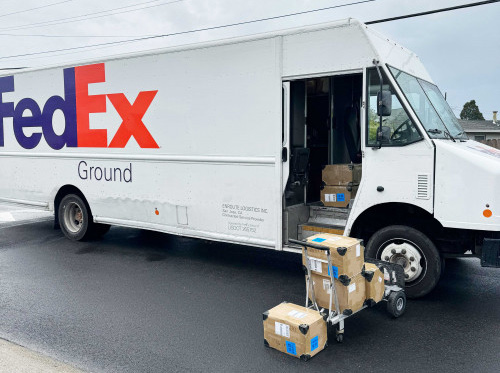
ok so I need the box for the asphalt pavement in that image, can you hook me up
[0,212,498,372]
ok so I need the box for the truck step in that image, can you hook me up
[298,222,345,241]
[308,205,350,226]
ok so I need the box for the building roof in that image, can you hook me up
[458,119,500,133]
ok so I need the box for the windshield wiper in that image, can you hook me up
[427,128,456,142]
[455,131,468,141]
[427,128,442,134]
[443,129,456,142]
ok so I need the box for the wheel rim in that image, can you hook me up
[396,297,404,311]
[63,201,84,234]
[376,238,427,287]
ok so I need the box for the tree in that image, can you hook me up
[460,100,484,120]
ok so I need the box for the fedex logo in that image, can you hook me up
[0,63,159,150]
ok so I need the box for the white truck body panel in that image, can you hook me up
[434,140,500,231]
[0,36,282,248]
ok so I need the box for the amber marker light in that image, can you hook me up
[483,209,492,218]
[155,208,159,216]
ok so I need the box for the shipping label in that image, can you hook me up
[287,310,307,319]
[308,258,323,274]
[348,283,356,293]
[325,193,336,202]
[285,341,297,355]
[310,336,319,351]
[322,279,332,294]
[274,322,290,338]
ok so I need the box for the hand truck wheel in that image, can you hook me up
[387,290,406,318]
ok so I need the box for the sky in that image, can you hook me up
[0,0,498,118]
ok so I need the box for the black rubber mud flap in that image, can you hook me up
[481,238,500,267]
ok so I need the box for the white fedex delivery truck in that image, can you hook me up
[0,19,498,298]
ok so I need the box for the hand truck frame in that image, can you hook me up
[289,238,406,343]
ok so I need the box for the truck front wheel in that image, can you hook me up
[365,225,441,298]
[58,194,93,241]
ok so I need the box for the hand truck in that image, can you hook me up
[289,238,406,343]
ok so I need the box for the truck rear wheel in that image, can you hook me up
[58,194,93,241]
[366,225,441,298]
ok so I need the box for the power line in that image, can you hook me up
[0,0,76,19]
[0,0,376,61]
[0,0,183,32]
[0,32,154,39]
[366,0,500,24]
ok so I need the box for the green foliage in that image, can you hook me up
[460,100,484,120]
[368,109,379,143]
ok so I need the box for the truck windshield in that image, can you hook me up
[389,66,467,140]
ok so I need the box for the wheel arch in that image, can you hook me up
[350,202,443,245]
[54,185,92,227]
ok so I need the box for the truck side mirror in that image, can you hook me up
[377,90,392,116]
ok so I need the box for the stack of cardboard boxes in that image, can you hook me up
[320,164,361,208]
[304,234,366,315]
[262,233,386,360]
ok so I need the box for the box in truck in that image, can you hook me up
[322,164,362,186]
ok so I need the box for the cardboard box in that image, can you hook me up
[303,233,364,280]
[263,302,327,360]
[322,164,361,186]
[308,273,366,315]
[365,258,406,288]
[363,262,385,305]
[321,185,358,208]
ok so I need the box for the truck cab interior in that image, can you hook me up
[283,73,363,242]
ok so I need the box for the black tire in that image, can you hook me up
[58,194,93,241]
[335,333,344,343]
[366,225,441,298]
[387,290,406,318]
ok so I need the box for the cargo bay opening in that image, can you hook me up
[283,73,363,243]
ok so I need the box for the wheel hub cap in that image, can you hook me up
[396,298,404,311]
[381,242,422,282]
[64,202,83,234]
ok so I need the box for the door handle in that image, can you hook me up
[282,147,288,162]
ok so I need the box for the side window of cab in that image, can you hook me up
[367,68,422,146]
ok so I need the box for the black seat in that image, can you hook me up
[285,148,310,200]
